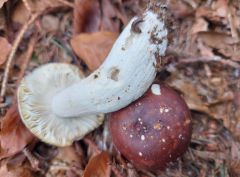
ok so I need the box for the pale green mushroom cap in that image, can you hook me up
[18,63,104,146]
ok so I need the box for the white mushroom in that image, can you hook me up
[18,63,104,146]
[52,10,168,117]
[17,10,168,146]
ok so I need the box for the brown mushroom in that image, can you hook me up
[109,83,192,170]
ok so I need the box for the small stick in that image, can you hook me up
[22,0,32,12]
[56,0,74,8]
[178,56,240,69]
[0,13,39,99]
[23,147,40,171]
[83,137,101,154]
[111,165,124,177]
[166,47,240,69]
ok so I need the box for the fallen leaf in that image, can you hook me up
[0,105,35,160]
[197,39,215,57]
[193,150,227,161]
[41,15,60,32]
[167,75,211,114]
[0,0,8,8]
[166,64,240,140]
[73,0,101,34]
[197,32,240,59]
[198,32,238,49]
[169,0,194,19]
[24,0,62,13]
[47,146,83,177]
[0,37,12,65]
[191,18,208,34]
[11,1,30,25]
[100,0,121,32]
[55,146,83,167]
[229,5,240,40]
[0,164,33,177]
[73,0,122,34]
[233,92,240,140]
[83,151,111,177]
[229,141,240,175]
[212,0,228,18]
[71,31,118,71]
[196,6,227,25]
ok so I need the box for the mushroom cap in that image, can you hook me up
[109,83,192,170]
[18,63,104,146]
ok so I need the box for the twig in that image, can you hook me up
[178,56,240,68]
[0,13,39,99]
[228,7,239,40]
[56,0,74,8]
[83,137,101,154]
[166,47,240,68]
[22,0,33,12]
[111,165,124,177]
[182,0,198,9]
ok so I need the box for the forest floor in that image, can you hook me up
[0,0,240,177]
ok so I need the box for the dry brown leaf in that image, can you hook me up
[193,150,227,161]
[191,18,208,34]
[167,76,211,114]
[100,0,120,32]
[229,5,240,40]
[11,1,30,25]
[196,0,229,22]
[73,0,122,34]
[198,32,238,49]
[169,0,194,19]
[0,0,8,8]
[56,146,83,167]
[73,0,101,34]
[197,40,215,57]
[41,15,60,32]
[71,31,118,71]
[166,64,240,141]
[229,141,240,175]
[233,92,240,140]
[0,105,35,160]
[212,0,228,18]
[198,32,240,59]
[0,37,12,65]
[0,164,33,177]
[83,151,111,177]
[24,0,62,13]
[47,146,83,177]
[196,7,227,24]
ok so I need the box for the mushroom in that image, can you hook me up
[18,63,105,146]
[17,9,168,146]
[109,83,192,170]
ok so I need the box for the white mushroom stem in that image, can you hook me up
[52,10,168,118]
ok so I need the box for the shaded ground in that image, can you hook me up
[0,0,240,176]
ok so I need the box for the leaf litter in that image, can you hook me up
[0,0,240,176]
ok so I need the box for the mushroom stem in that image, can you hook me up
[52,10,168,118]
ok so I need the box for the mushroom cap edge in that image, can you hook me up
[17,63,104,146]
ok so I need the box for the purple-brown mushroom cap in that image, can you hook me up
[109,83,192,170]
